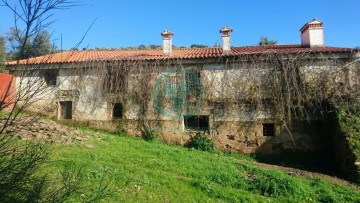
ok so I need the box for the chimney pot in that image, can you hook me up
[220,26,233,53]
[300,18,324,47]
[161,30,173,56]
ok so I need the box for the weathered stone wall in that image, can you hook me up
[9,58,355,153]
[69,118,323,154]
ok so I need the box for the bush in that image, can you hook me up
[185,133,215,152]
[141,127,158,142]
[114,126,127,137]
[337,103,360,181]
[249,172,299,197]
[143,132,158,141]
[0,138,84,203]
[338,103,360,156]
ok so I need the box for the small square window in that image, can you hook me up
[44,71,57,86]
[184,115,209,131]
[263,123,275,136]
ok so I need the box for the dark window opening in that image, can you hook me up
[185,70,201,94]
[113,103,123,119]
[263,123,275,136]
[44,71,57,86]
[60,101,72,119]
[184,115,209,131]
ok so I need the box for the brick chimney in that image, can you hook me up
[161,30,173,56]
[219,26,233,53]
[300,18,324,47]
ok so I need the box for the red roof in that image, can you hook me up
[6,44,355,66]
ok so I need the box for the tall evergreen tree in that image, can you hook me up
[7,28,55,60]
[30,30,54,57]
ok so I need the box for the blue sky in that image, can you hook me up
[1,0,359,50]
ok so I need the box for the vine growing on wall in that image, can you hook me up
[64,49,359,148]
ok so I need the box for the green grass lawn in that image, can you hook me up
[47,129,360,202]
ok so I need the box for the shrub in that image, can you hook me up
[338,103,360,156]
[114,126,127,137]
[248,170,302,198]
[0,140,84,203]
[337,103,360,181]
[185,133,215,152]
[139,122,158,141]
[143,132,158,141]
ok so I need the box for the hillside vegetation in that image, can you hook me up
[337,103,360,177]
[338,103,360,161]
[45,128,360,202]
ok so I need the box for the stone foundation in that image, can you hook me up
[63,118,326,154]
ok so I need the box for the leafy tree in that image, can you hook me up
[0,34,5,72]
[259,36,277,46]
[7,28,55,60]
[190,44,209,48]
[138,44,146,49]
[6,27,26,59]
[149,44,161,50]
[30,30,55,56]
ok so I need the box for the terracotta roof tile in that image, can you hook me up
[6,44,355,66]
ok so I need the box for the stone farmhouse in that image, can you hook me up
[5,19,359,153]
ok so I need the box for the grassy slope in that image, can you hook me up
[48,130,360,203]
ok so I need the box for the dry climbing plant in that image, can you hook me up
[67,49,359,145]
